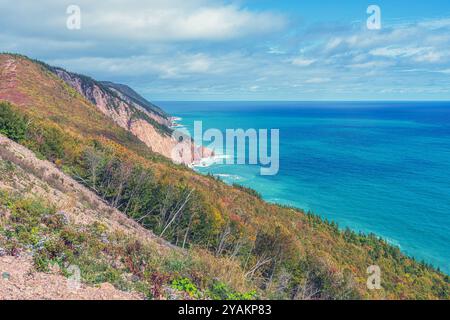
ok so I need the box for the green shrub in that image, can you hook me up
[27,125,66,161]
[0,102,27,141]
[207,281,257,300]
[171,277,199,298]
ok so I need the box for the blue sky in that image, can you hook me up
[1,0,450,100]
[252,0,450,22]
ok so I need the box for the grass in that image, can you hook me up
[0,188,257,299]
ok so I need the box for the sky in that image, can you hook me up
[1,0,450,101]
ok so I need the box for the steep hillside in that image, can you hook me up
[99,81,168,119]
[49,67,172,131]
[48,65,214,164]
[0,134,252,299]
[0,53,448,300]
[0,54,209,164]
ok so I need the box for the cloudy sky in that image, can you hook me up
[1,0,450,100]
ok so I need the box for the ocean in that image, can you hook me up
[158,101,450,274]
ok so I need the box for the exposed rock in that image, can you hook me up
[50,67,213,165]
[0,55,214,166]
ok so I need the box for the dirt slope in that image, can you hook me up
[0,133,175,299]
[0,255,143,300]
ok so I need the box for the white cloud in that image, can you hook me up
[47,51,254,80]
[89,5,285,41]
[325,38,343,51]
[292,57,316,67]
[370,46,444,63]
[2,0,450,100]
[418,18,450,29]
[349,61,394,69]
[184,54,212,73]
[0,0,286,42]
[370,47,427,58]
[413,51,442,63]
[268,47,286,55]
[305,77,331,84]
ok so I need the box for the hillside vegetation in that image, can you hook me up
[0,134,252,299]
[0,53,448,300]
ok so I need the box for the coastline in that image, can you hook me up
[170,116,216,167]
[169,116,185,129]
[166,103,450,275]
[194,159,447,274]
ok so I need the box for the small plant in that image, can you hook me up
[171,277,199,298]
[207,280,257,300]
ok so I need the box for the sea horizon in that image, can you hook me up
[160,100,450,274]
[156,100,450,103]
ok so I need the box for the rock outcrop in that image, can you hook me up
[49,66,214,164]
[0,55,213,165]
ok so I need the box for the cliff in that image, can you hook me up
[0,54,211,164]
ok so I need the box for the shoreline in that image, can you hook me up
[170,117,450,275]
[170,116,216,167]
[200,164,448,275]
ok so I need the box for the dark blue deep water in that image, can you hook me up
[159,101,450,273]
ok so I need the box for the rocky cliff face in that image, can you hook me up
[0,54,213,164]
[45,65,213,164]
[51,68,172,130]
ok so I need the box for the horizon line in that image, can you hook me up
[154,100,450,103]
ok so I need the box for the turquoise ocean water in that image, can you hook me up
[158,101,450,274]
